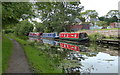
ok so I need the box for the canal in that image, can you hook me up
[29,37,119,73]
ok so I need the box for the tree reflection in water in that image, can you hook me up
[28,37,118,73]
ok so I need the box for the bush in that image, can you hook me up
[4,29,14,34]
[34,23,44,32]
[89,33,105,41]
[14,20,33,39]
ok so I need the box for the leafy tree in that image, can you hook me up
[110,16,118,22]
[81,10,98,18]
[99,17,105,21]
[99,11,119,25]
[106,10,119,18]
[2,2,34,26]
[35,2,83,32]
[14,20,33,37]
[32,21,44,32]
[105,16,118,24]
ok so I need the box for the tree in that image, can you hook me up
[99,12,119,25]
[32,21,44,32]
[35,2,83,32]
[106,10,119,18]
[99,16,105,21]
[14,20,33,37]
[2,2,34,26]
[81,10,98,18]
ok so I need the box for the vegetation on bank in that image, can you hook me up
[77,28,119,32]
[0,36,2,74]
[88,33,105,42]
[88,32,119,42]
[8,35,62,73]
[2,36,13,72]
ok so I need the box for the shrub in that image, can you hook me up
[89,33,105,41]
[14,20,33,39]
[4,29,14,34]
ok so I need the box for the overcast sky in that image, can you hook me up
[80,0,119,17]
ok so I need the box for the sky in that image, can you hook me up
[80,0,119,17]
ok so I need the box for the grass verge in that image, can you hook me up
[2,35,13,72]
[0,35,2,74]
[9,35,62,73]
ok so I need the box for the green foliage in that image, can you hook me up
[10,36,62,73]
[96,21,108,26]
[2,36,13,72]
[81,10,98,18]
[89,33,105,41]
[99,10,119,25]
[33,21,44,32]
[106,10,119,18]
[4,29,14,34]
[14,20,33,39]
[99,16,118,25]
[35,2,83,32]
[0,36,1,74]
[2,2,34,25]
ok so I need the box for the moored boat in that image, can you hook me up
[42,32,59,39]
[59,32,89,41]
[29,32,42,37]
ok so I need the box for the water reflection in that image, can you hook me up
[28,37,118,73]
[42,39,59,46]
[28,37,41,42]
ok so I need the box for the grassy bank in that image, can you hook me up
[9,35,62,73]
[2,36,13,72]
[0,35,2,74]
[88,33,105,42]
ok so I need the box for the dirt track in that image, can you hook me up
[6,38,31,73]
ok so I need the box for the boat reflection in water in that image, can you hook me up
[28,37,41,42]
[60,42,80,52]
[42,39,59,46]
[42,39,89,52]
[41,39,98,73]
[29,38,118,74]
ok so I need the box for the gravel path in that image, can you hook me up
[6,38,31,73]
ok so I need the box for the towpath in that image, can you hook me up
[5,38,31,73]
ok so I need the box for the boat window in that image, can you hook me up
[79,33,84,38]
[66,34,67,37]
[74,34,76,37]
[84,33,88,37]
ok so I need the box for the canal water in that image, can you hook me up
[29,37,119,73]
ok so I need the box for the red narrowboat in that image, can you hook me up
[59,32,89,41]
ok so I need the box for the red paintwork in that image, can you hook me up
[59,33,79,39]
[29,32,42,37]
[60,43,80,52]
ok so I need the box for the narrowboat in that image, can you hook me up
[29,32,42,37]
[59,32,89,41]
[42,32,59,39]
